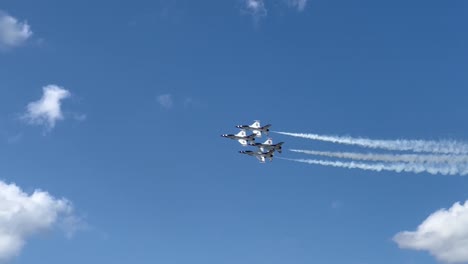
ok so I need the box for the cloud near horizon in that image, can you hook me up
[0,180,80,261]
[393,200,468,263]
[0,11,32,50]
[23,85,71,129]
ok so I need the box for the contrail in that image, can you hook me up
[290,149,468,164]
[278,157,468,176]
[274,131,468,154]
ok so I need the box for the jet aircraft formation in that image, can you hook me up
[221,120,284,163]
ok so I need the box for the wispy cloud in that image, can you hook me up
[0,180,81,261]
[240,0,308,22]
[0,11,32,50]
[393,200,468,263]
[183,97,193,107]
[286,0,308,11]
[242,0,267,20]
[331,200,343,209]
[156,94,173,109]
[22,85,71,129]
[6,133,22,144]
[72,113,87,122]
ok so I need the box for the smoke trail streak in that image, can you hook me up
[273,131,468,154]
[277,157,468,176]
[290,149,468,164]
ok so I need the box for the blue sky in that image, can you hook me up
[1,0,468,263]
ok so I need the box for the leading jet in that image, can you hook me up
[221,130,256,146]
[236,120,271,138]
[249,138,284,153]
[239,149,275,163]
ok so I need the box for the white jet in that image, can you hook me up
[249,138,284,153]
[239,149,275,163]
[236,120,271,138]
[221,130,256,146]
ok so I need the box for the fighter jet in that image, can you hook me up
[221,130,256,146]
[236,120,271,138]
[239,149,275,163]
[249,138,284,153]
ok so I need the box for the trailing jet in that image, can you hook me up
[239,149,275,163]
[249,138,284,153]
[236,120,271,138]
[221,130,256,146]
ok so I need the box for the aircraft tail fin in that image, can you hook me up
[236,130,246,137]
[251,120,261,128]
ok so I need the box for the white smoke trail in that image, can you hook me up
[273,131,468,154]
[290,149,468,164]
[278,157,468,176]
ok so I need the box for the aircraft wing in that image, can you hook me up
[238,139,247,146]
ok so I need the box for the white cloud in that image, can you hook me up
[393,200,468,263]
[157,94,173,109]
[0,180,79,261]
[23,85,71,129]
[243,0,267,18]
[0,11,32,49]
[286,0,307,11]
